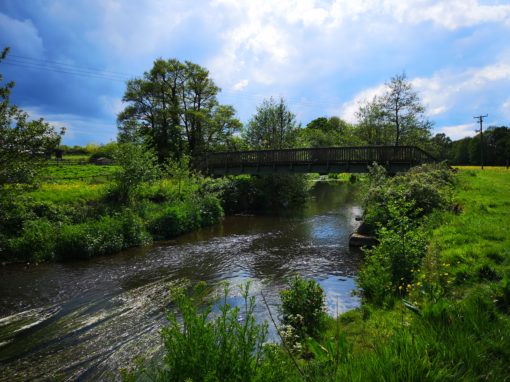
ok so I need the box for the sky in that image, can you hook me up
[1,0,510,145]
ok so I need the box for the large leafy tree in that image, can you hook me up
[243,97,298,150]
[380,72,432,146]
[0,48,63,187]
[118,59,241,162]
[356,73,431,147]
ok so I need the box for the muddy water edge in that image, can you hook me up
[0,181,363,381]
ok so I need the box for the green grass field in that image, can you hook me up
[40,164,119,181]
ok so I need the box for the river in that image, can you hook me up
[0,181,363,381]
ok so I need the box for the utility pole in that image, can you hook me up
[474,114,488,170]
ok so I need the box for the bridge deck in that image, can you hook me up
[202,146,436,175]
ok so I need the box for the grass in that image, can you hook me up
[40,164,119,181]
[24,182,108,204]
[322,167,510,380]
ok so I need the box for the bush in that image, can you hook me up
[56,216,124,260]
[88,142,118,162]
[148,196,223,240]
[111,143,161,204]
[7,219,57,261]
[363,163,453,232]
[123,282,268,382]
[280,275,327,342]
[210,174,309,214]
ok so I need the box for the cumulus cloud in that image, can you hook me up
[24,106,116,145]
[438,123,476,140]
[0,12,44,56]
[339,84,386,123]
[340,61,510,127]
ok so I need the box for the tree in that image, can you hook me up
[112,143,160,204]
[355,97,393,145]
[297,116,360,147]
[243,97,298,149]
[0,48,63,187]
[380,72,432,146]
[118,59,241,162]
[357,73,431,147]
[428,133,452,161]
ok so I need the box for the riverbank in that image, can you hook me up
[0,181,363,380]
[0,173,314,263]
[326,166,510,380]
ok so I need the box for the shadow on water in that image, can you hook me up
[0,181,363,381]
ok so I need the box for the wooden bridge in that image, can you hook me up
[201,146,437,175]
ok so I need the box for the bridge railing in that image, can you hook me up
[204,146,436,170]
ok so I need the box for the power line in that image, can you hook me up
[8,54,133,77]
[3,55,349,113]
[3,60,129,82]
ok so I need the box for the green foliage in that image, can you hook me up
[363,163,453,231]
[354,72,432,147]
[147,195,223,240]
[112,143,161,204]
[205,174,309,214]
[55,211,151,260]
[164,154,191,198]
[0,47,63,188]
[88,142,118,162]
[359,164,453,305]
[243,97,298,150]
[296,117,361,148]
[7,219,57,261]
[124,282,267,382]
[280,275,327,341]
[118,58,241,161]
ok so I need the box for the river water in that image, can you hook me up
[0,182,362,381]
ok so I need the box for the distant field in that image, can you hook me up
[41,164,119,181]
[454,165,510,171]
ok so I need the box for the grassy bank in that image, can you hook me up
[323,166,510,380]
[0,162,313,262]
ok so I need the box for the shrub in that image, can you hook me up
[280,275,326,342]
[363,163,453,232]
[124,282,268,382]
[210,175,309,214]
[118,209,152,247]
[199,194,224,226]
[111,143,161,204]
[7,219,57,261]
[56,216,125,260]
[148,196,223,240]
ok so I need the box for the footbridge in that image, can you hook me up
[201,146,436,175]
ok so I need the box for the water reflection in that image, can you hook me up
[0,181,362,381]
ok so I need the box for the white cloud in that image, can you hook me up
[438,123,476,140]
[24,107,116,145]
[340,61,510,125]
[339,84,386,123]
[0,13,44,56]
[232,79,249,91]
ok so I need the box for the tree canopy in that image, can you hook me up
[356,73,432,147]
[243,97,298,150]
[118,58,241,162]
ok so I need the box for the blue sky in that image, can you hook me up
[1,0,510,145]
